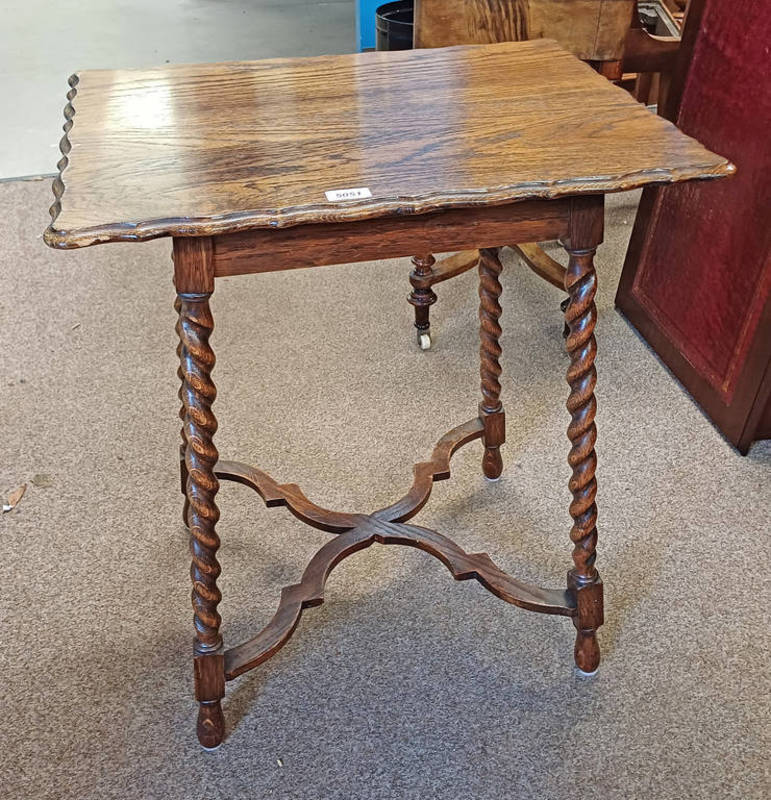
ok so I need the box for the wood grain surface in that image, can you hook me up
[45,40,733,249]
[414,0,636,60]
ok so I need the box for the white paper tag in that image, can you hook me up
[325,187,372,202]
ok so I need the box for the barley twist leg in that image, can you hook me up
[478,247,505,479]
[177,291,225,748]
[564,246,603,674]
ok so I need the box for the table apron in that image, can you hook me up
[211,198,571,277]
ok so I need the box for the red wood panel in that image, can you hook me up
[616,0,771,452]
[630,0,771,403]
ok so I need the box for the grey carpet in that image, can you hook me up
[1,179,769,800]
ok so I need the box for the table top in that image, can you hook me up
[44,40,733,249]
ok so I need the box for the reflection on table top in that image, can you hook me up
[45,39,733,248]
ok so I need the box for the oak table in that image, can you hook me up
[44,40,733,749]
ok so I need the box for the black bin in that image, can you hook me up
[375,1,414,51]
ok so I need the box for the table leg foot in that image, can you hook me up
[197,700,225,750]
[194,651,226,749]
[482,454,503,480]
[481,415,504,480]
[569,574,603,673]
[574,632,601,674]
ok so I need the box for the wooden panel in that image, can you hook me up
[414,0,636,61]
[213,199,570,277]
[616,0,771,453]
[44,40,732,249]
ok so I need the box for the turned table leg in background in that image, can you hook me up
[174,238,226,749]
[408,253,438,350]
[478,247,506,480]
[563,197,605,675]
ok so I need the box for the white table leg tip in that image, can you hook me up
[200,743,222,752]
[575,666,599,678]
[484,475,502,482]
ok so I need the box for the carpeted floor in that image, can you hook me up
[1,179,769,799]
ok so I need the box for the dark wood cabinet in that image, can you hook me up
[616,0,771,454]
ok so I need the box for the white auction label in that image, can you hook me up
[325,187,373,202]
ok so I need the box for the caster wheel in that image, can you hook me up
[418,331,432,350]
